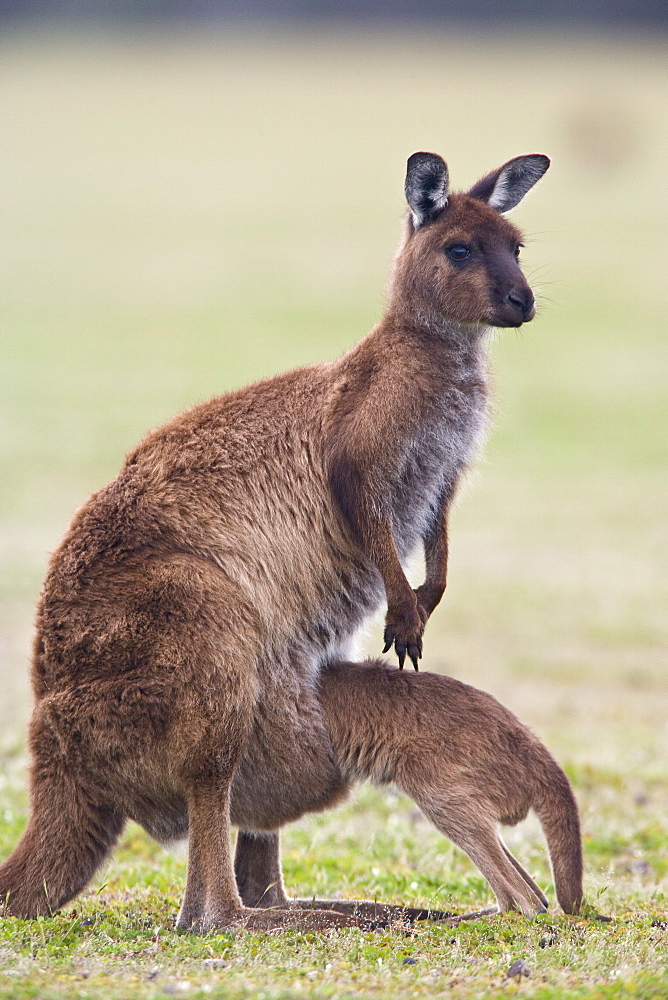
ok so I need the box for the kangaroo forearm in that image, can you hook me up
[329,443,429,669]
[416,497,450,618]
[367,521,423,669]
[368,520,417,614]
[328,448,414,612]
[417,537,448,616]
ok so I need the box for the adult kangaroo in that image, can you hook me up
[1,151,551,930]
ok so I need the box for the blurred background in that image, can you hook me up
[0,1,666,900]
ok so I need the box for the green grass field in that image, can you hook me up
[0,26,666,999]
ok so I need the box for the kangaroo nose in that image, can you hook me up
[505,288,535,320]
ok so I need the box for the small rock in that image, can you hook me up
[651,920,667,931]
[507,958,531,979]
[539,933,558,948]
[402,957,417,965]
[163,982,191,995]
[202,958,227,970]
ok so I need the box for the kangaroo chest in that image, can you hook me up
[390,353,489,554]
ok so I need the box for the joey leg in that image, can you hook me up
[408,793,547,918]
[499,837,549,909]
[451,829,548,916]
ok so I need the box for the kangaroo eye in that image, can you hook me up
[514,244,523,258]
[446,245,472,262]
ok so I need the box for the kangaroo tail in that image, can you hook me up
[534,752,583,915]
[0,751,124,918]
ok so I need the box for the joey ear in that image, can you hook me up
[468,154,550,213]
[405,152,449,230]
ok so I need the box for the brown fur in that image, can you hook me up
[231,660,584,926]
[0,152,561,931]
[318,661,583,917]
[231,659,583,923]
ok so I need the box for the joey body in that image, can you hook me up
[230,660,583,921]
[1,150,555,929]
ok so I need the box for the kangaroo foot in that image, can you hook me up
[240,906,387,931]
[183,905,387,934]
[447,905,501,924]
[291,898,455,924]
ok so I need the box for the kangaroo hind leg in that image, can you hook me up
[234,830,289,908]
[184,795,383,932]
[180,726,378,932]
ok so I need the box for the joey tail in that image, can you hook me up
[534,754,583,915]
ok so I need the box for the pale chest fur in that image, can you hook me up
[390,341,489,555]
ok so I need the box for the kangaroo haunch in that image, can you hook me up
[0,151,564,931]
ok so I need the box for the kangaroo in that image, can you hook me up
[234,659,583,924]
[0,151,551,931]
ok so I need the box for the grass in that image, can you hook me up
[0,24,667,999]
[0,782,666,999]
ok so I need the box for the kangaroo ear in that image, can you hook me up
[405,152,449,230]
[468,154,550,213]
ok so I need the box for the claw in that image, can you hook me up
[410,652,420,672]
[397,648,406,670]
[382,639,393,654]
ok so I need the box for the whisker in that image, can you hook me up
[523,230,560,241]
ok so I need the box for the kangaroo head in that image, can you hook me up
[392,151,550,330]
